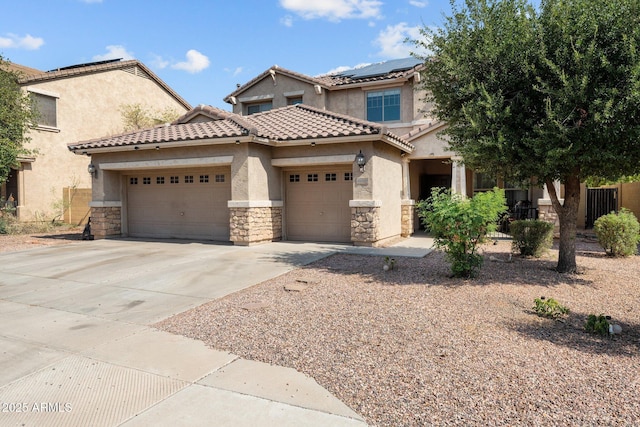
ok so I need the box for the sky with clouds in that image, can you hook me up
[1,0,453,109]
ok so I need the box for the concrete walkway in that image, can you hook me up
[0,234,433,426]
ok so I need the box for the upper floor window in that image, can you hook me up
[287,97,303,106]
[30,91,58,128]
[366,88,400,122]
[247,102,272,115]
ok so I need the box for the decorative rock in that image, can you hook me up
[284,284,307,292]
[240,302,269,311]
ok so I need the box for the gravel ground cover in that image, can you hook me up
[157,237,640,426]
[0,227,83,253]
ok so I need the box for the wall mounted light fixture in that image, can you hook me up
[356,150,366,172]
[87,163,97,178]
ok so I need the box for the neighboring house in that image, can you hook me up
[2,59,191,223]
[67,104,414,246]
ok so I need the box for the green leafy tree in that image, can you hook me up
[417,187,507,278]
[414,0,640,273]
[0,55,37,185]
[120,103,180,131]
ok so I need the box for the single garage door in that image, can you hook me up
[285,167,353,242]
[127,168,231,240]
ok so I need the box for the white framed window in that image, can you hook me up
[143,177,151,185]
[170,176,179,184]
[325,173,337,181]
[215,174,225,183]
[366,88,400,122]
[200,175,209,183]
[184,175,194,183]
[307,173,318,182]
[156,176,165,184]
[29,89,59,129]
[289,174,300,182]
[344,172,353,181]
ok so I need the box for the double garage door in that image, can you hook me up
[285,166,353,242]
[126,168,231,240]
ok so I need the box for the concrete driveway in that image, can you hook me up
[0,237,431,426]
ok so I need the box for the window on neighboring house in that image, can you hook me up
[30,91,58,128]
[287,97,303,106]
[247,102,272,115]
[366,88,400,122]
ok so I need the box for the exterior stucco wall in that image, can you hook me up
[19,69,188,221]
[370,142,403,241]
[408,126,454,159]
[233,74,325,115]
[325,81,416,132]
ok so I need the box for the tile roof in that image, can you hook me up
[17,59,191,110]
[68,104,413,152]
[223,65,328,103]
[1,62,43,77]
[223,58,424,102]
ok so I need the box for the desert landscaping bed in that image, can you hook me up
[0,227,83,253]
[157,237,640,426]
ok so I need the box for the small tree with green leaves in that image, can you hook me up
[120,103,180,132]
[414,0,640,273]
[417,187,507,278]
[0,55,38,185]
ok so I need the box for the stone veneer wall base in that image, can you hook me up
[90,206,121,238]
[351,206,380,245]
[537,200,561,238]
[230,206,282,245]
[401,200,415,237]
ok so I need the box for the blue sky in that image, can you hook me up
[1,0,453,110]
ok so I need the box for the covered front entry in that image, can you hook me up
[284,166,353,242]
[126,167,231,240]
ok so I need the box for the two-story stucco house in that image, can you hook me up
[67,58,542,245]
[224,58,547,229]
[3,59,191,223]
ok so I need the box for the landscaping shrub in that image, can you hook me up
[510,219,554,257]
[417,187,507,278]
[585,314,610,336]
[593,208,640,257]
[533,296,569,319]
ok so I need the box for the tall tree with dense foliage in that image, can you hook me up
[0,55,37,186]
[415,0,640,273]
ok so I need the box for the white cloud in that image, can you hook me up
[150,54,169,69]
[280,15,294,27]
[374,22,426,58]
[279,0,382,22]
[323,62,371,75]
[224,66,244,76]
[93,45,135,61]
[409,0,427,7]
[0,33,44,50]
[171,49,210,74]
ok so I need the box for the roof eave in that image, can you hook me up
[69,136,253,155]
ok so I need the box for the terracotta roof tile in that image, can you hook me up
[69,120,246,151]
[68,104,414,152]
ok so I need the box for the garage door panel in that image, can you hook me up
[285,167,352,242]
[127,169,230,240]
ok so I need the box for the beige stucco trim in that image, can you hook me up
[98,156,234,171]
[238,94,274,102]
[349,200,382,207]
[401,199,415,206]
[89,201,122,208]
[24,86,60,98]
[227,200,284,208]
[271,154,356,167]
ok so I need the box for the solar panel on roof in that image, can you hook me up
[337,57,423,79]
